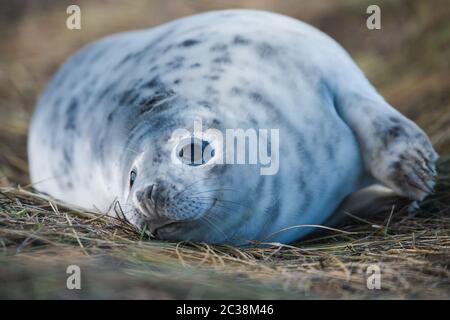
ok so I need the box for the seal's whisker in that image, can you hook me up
[195,200,231,217]
[200,215,228,240]
[203,207,239,239]
[193,200,247,212]
[195,201,238,212]
[187,188,240,197]
[193,197,249,208]
[173,177,217,199]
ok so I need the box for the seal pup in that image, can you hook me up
[28,10,438,244]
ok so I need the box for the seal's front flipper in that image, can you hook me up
[326,185,414,227]
[332,90,438,201]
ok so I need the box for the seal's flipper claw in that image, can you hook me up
[362,116,438,201]
[378,144,438,201]
[329,86,438,201]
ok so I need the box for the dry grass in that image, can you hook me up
[1,157,449,299]
[0,0,450,299]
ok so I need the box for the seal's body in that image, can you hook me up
[28,10,437,244]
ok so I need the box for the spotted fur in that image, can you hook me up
[28,10,437,244]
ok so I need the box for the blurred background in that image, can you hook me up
[0,0,449,188]
[0,0,449,300]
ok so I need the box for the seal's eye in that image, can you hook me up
[130,168,137,188]
[177,138,215,166]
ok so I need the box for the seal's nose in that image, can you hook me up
[137,182,170,212]
[135,181,185,226]
[145,183,168,206]
[135,183,159,212]
[146,184,155,202]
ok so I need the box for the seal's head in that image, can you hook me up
[120,110,265,245]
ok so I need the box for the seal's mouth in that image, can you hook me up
[149,198,218,240]
[152,221,188,240]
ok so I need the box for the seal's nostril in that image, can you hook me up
[147,184,155,201]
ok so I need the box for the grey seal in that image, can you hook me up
[28,10,438,244]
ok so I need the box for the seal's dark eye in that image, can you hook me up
[130,168,137,188]
[177,138,214,166]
